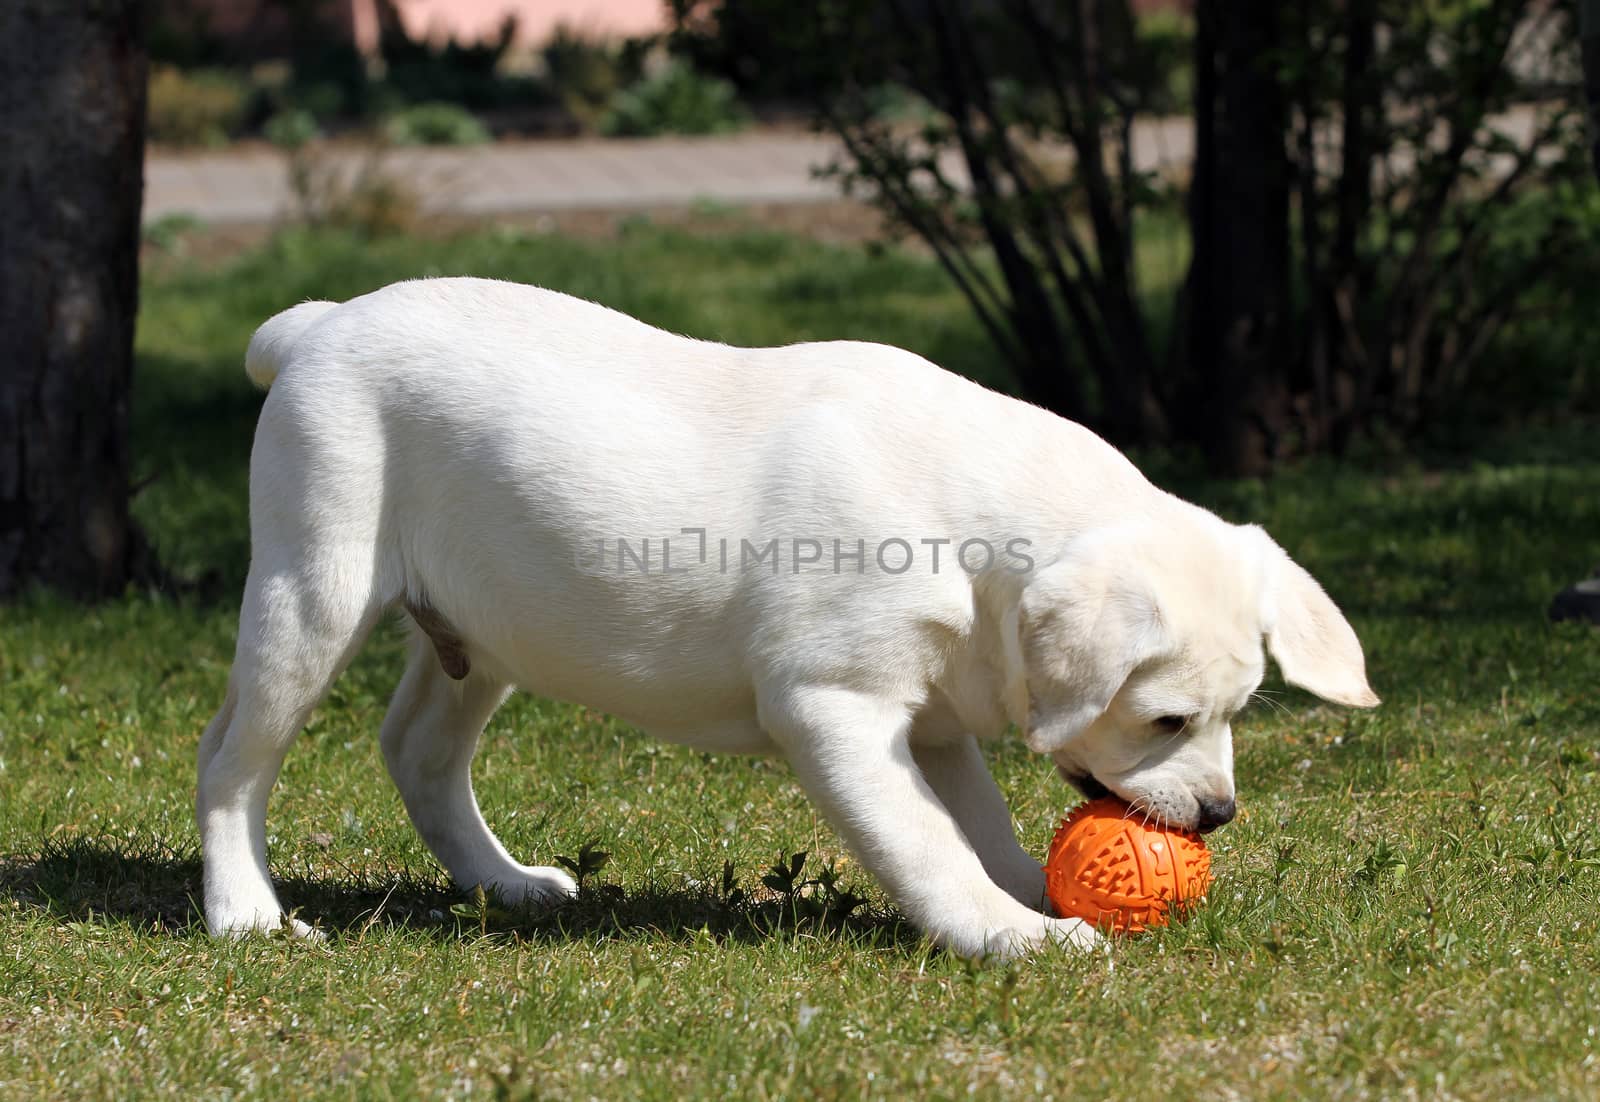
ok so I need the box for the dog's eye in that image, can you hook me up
[1153,715,1192,734]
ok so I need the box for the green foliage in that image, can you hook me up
[381,101,492,146]
[1135,5,1197,109]
[1268,0,1593,458]
[146,64,249,147]
[282,80,348,124]
[554,841,613,890]
[375,0,529,110]
[668,0,836,100]
[759,850,809,896]
[600,60,750,137]
[279,146,423,239]
[1425,181,1600,440]
[542,26,649,132]
[285,38,376,120]
[262,108,321,150]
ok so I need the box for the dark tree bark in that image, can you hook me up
[1584,0,1600,178]
[0,0,147,597]
[1185,0,1293,475]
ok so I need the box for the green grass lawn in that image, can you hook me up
[2,219,1599,1100]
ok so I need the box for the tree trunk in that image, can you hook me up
[1584,0,1600,179]
[1321,0,1377,454]
[1184,0,1293,475]
[0,0,147,598]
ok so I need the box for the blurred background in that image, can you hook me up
[2,0,1598,597]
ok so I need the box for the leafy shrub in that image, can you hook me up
[692,0,1587,472]
[1436,183,1600,439]
[599,61,749,137]
[146,65,248,147]
[287,40,371,118]
[263,109,322,150]
[281,141,423,238]
[381,102,492,146]
[377,3,542,110]
[323,167,424,237]
[285,80,348,124]
[667,0,841,101]
[543,25,647,131]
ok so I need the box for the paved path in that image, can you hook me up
[145,104,1551,226]
[143,122,1195,225]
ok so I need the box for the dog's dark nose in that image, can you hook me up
[1195,796,1237,834]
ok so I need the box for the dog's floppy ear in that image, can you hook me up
[1016,540,1166,754]
[1259,538,1380,708]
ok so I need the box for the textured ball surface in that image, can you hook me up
[1043,798,1213,934]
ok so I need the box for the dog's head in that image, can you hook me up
[1013,509,1378,832]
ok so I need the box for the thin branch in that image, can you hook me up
[826,111,1026,371]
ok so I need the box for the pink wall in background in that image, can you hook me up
[192,2,1179,55]
[186,1,668,52]
[353,0,669,51]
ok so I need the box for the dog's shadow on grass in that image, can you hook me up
[0,834,918,951]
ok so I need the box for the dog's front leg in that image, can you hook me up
[764,687,1097,961]
[912,736,1049,912]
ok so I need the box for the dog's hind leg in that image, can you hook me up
[198,548,382,938]
[379,631,577,907]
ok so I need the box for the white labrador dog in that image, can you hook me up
[199,277,1379,959]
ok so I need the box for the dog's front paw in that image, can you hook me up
[965,914,1101,961]
[483,865,579,907]
[208,906,326,942]
[1042,915,1100,951]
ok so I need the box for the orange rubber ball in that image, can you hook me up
[1043,797,1213,935]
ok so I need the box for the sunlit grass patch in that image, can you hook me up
[1,223,1596,1099]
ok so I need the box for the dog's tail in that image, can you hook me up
[244,300,339,389]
